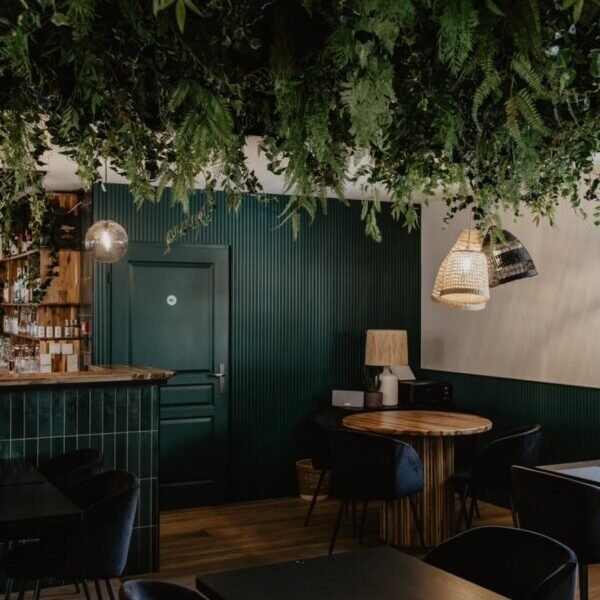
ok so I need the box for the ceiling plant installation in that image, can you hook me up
[0,0,598,243]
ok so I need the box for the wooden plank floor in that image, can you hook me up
[23,497,600,598]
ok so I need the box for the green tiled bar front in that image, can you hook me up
[0,381,160,581]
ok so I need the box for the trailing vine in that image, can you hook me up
[0,0,598,242]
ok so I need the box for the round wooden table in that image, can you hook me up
[342,410,492,549]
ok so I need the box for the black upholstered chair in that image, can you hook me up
[329,429,424,554]
[424,526,577,600]
[512,465,600,600]
[454,424,542,529]
[2,470,139,600]
[120,580,201,599]
[39,448,104,491]
[304,409,345,526]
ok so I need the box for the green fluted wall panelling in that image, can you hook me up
[421,369,600,464]
[93,184,421,500]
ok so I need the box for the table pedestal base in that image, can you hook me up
[380,436,455,548]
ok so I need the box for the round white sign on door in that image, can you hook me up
[166,295,177,306]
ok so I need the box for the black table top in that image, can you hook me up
[539,459,600,485]
[0,481,82,536]
[0,459,47,486]
[196,548,505,600]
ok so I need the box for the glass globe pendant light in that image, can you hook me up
[85,219,129,263]
[84,159,129,263]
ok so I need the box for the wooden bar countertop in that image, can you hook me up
[0,365,174,387]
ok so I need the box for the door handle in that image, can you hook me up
[208,363,226,394]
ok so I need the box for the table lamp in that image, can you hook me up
[365,330,409,406]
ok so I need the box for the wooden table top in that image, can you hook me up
[196,547,506,600]
[342,410,492,437]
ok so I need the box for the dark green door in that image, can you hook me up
[110,242,229,509]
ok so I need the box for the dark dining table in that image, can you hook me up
[0,458,82,539]
[195,547,506,600]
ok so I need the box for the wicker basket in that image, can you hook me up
[296,459,330,502]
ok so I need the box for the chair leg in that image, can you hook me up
[4,578,12,600]
[304,470,325,526]
[351,500,357,537]
[33,580,41,600]
[408,495,426,548]
[579,563,589,600]
[473,498,481,518]
[329,499,346,555]
[456,486,469,533]
[94,579,104,599]
[74,582,80,594]
[81,581,92,600]
[105,579,116,600]
[467,491,476,529]
[359,501,369,544]
[509,493,519,528]
[16,580,25,600]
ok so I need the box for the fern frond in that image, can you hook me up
[515,89,550,135]
[438,0,479,75]
[511,54,550,99]
[505,97,523,145]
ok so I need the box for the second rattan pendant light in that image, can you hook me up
[435,229,490,308]
[483,228,538,288]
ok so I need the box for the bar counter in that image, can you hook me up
[0,364,173,387]
[0,364,173,577]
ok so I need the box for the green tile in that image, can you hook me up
[0,441,10,459]
[65,389,77,436]
[24,392,38,438]
[64,435,77,454]
[152,387,160,431]
[127,432,139,476]
[116,387,127,432]
[0,395,9,440]
[25,438,38,462]
[10,439,24,458]
[103,388,115,432]
[77,390,90,435]
[140,432,152,478]
[51,391,64,437]
[115,433,127,470]
[140,387,152,431]
[51,436,65,458]
[90,434,103,454]
[38,437,51,465]
[139,479,151,526]
[38,391,51,437]
[91,388,103,434]
[10,393,24,440]
[128,388,140,431]
[103,433,115,469]
[76,434,90,450]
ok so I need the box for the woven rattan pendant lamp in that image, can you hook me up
[434,228,490,308]
[483,228,537,288]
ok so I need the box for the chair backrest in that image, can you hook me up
[471,424,542,508]
[424,526,577,600]
[64,470,139,580]
[512,465,600,564]
[39,448,104,490]
[331,429,424,501]
[307,409,345,471]
[119,580,201,600]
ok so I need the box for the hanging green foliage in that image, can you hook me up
[0,0,598,242]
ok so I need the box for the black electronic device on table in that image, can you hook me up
[398,380,452,406]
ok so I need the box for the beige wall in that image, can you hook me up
[421,199,600,388]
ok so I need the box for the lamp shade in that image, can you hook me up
[365,330,408,366]
[483,228,537,288]
[439,249,490,304]
[432,229,488,309]
[85,220,129,263]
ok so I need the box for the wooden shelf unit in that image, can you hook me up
[0,193,87,373]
